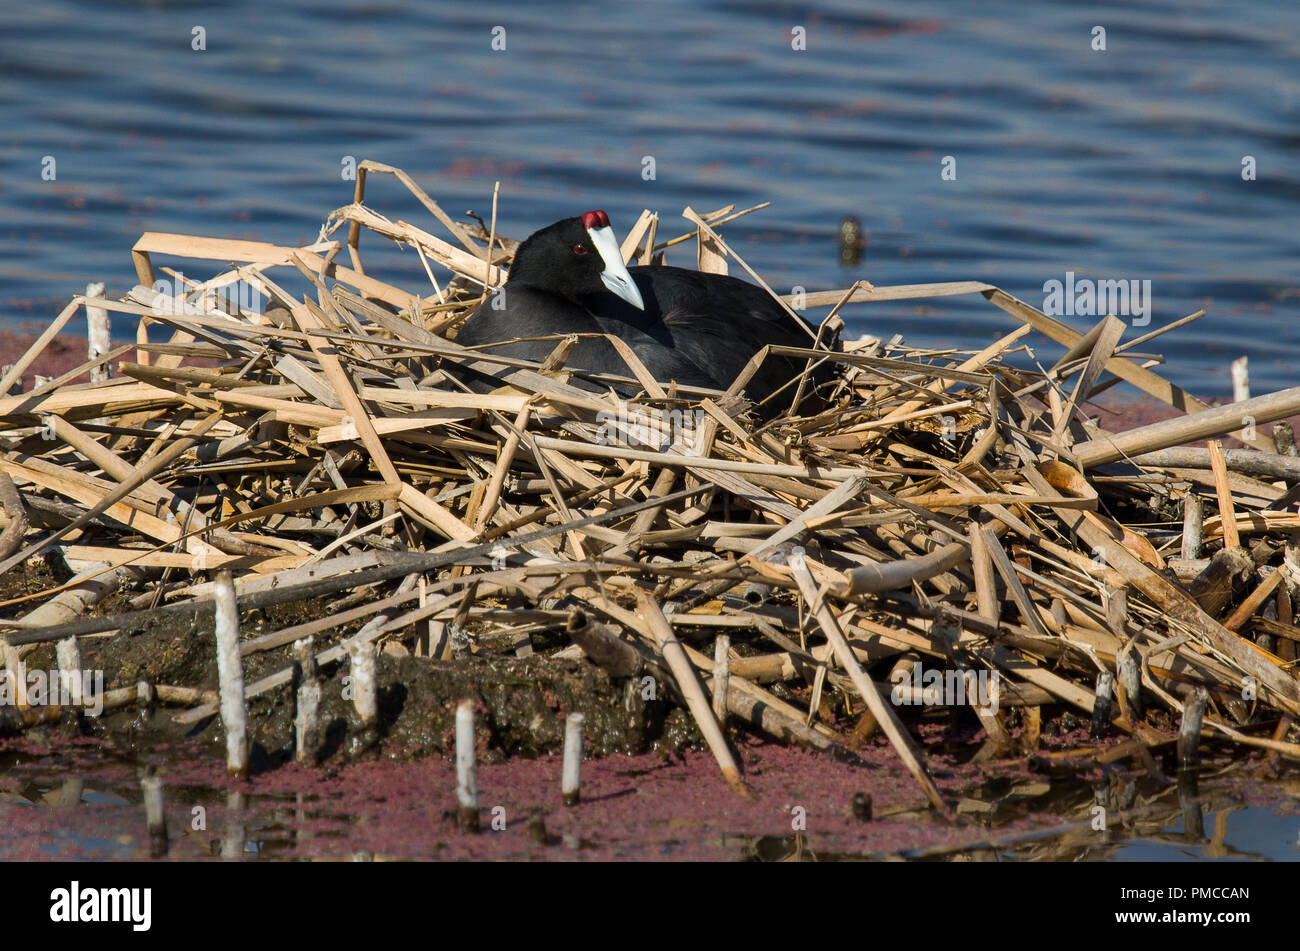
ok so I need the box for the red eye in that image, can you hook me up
[573,243,588,255]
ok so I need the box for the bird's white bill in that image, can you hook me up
[588,224,645,310]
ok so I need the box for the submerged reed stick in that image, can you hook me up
[213,570,249,779]
[294,637,321,766]
[139,767,167,858]
[1090,672,1114,739]
[456,699,479,832]
[348,639,378,751]
[711,635,731,728]
[562,712,584,806]
[1177,687,1210,770]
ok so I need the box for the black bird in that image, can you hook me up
[454,210,834,412]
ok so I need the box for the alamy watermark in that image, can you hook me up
[595,405,707,452]
[150,271,263,317]
[0,663,105,717]
[890,661,999,712]
[49,881,150,931]
[1042,271,1151,326]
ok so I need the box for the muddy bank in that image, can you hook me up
[4,563,700,763]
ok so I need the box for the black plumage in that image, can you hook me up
[454,213,835,412]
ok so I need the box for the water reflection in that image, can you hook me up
[0,762,1294,861]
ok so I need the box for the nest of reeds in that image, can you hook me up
[2,160,1299,810]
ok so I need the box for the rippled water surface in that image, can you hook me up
[2,0,1298,393]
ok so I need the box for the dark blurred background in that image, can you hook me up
[2,0,1297,394]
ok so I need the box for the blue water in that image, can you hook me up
[1113,803,1300,861]
[2,0,1298,395]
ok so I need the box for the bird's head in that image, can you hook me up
[505,210,645,310]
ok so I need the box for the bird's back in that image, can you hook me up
[586,266,832,407]
[454,282,722,393]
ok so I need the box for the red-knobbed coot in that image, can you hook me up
[454,210,834,412]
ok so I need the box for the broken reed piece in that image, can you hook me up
[851,791,873,822]
[1231,356,1250,404]
[964,666,1011,749]
[1,636,26,710]
[1285,534,1300,603]
[139,766,168,858]
[0,472,29,561]
[561,712,584,807]
[213,569,249,780]
[1207,440,1240,551]
[1048,598,1068,632]
[414,576,430,657]
[1222,565,1286,632]
[968,522,998,622]
[1181,493,1204,561]
[1272,587,1296,662]
[1187,547,1254,617]
[55,635,82,714]
[455,699,479,832]
[1104,585,1128,638]
[85,283,111,385]
[1273,420,1298,457]
[136,680,155,721]
[1177,686,1210,770]
[834,537,969,597]
[293,637,321,766]
[1117,649,1142,720]
[635,589,747,796]
[564,608,643,678]
[528,810,548,846]
[1071,385,1300,467]
[711,634,731,728]
[1130,447,1300,482]
[1090,671,1114,739]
